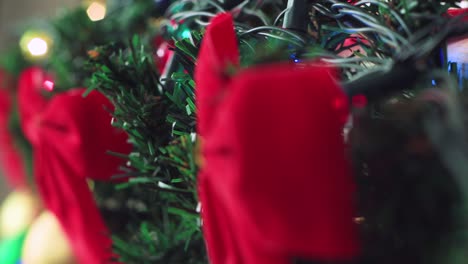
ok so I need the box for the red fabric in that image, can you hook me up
[17,68,50,145]
[18,67,131,264]
[0,70,28,188]
[196,13,359,264]
[195,13,240,137]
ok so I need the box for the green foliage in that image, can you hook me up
[2,0,468,263]
[0,46,29,76]
[87,36,204,263]
[351,81,468,264]
[11,0,161,89]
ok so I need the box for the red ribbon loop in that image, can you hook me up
[0,69,28,188]
[196,13,359,264]
[195,13,240,136]
[18,67,131,263]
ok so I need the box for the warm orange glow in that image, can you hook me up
[87,2,107,21]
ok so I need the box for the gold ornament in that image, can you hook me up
[0,190,41,239]
[22,211,77,264]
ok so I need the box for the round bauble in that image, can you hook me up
[0,190,41,239]
[22,211,77,264]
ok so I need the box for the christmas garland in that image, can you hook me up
[0,0,467,263]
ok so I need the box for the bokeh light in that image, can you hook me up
[27,38,48,56]
[19,31,53,59]
[86,1,107,21]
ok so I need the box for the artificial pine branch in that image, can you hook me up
[86,35,204,263]
[1,0,467,263]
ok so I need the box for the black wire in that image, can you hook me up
[282,0,309,33]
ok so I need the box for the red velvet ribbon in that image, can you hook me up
[0,69,28,188]
[18,67,131,263]
[196,13,359,264]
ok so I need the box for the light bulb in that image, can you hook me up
[19,31,53,59]
[87,2,107,21]
[27,38,48,56]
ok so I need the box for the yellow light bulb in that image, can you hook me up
[87,2,107,21]
[19,30,53,60]
[27,38,48,56]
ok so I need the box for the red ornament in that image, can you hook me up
[18,67,131,264]
[446,8,468,21]
[196,13,359,264]
[339,35,370,58]
[0,69,28,188]
[342,35,370,49]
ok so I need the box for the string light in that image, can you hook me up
[181,29,191,39]
[19,31,52,59]
[86,1,107,21]
[27,38,48,56]
[43,80,55,92]
[157,47,166,57]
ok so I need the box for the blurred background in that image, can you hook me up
[0,0,78,198]
[0,0,79,53]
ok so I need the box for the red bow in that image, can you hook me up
[196,13,359,264]
[18,67,131,263]
[0,69,28,188]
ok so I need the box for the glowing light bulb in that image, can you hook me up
[181,30,191,39]
[157,47,165,57]
[19,30,53,60]
[43,80,55,92]
[27,38,48,56]
[87,2,107,21]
